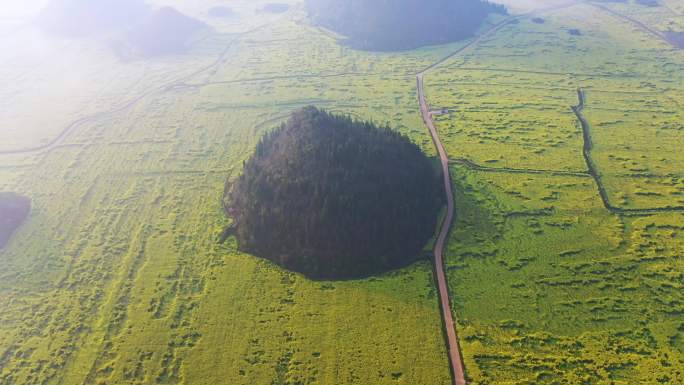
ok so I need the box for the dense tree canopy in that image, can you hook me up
[38,0,206,57]
[228,107,442,279]
[306,0,506,51]
[0,193,31,249]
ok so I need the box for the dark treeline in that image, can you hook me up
[38,0,207,57]
[228,106,442,279]
[0,193,31,249]
[306,0,506,51]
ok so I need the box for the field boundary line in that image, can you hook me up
[415,4,587,384]
[0,18,284,156]
[588,2,677,48]
[450,158,590,177]
[572,88,684,215]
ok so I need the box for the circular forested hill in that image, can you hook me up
[228,106,442,279]
[306,0,506,51]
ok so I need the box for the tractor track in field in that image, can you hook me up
[180,71,378,89]
[449,158,590,177]
[453,66,636,78]
[572,88,684,215]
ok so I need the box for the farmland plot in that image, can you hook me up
[1,0,683,384]
[421,2,684,383]
[0,3,454,384]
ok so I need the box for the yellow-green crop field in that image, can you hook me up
[1,0,683,384]
[425,1,684,383]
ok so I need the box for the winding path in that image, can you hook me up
[414,15,527,385]
[417,73,465,385]
[415,15,531,385]
[416,4,584,384]
[588,2,679,49]
[0,19,283,156]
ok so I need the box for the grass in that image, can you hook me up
[423,2,684,383]
[1,0,683,384]
[0,2,456,384]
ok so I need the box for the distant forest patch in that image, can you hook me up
[306,0,506,51]
[665,31,684,48]
[123,7,208,57]
[0,193,31,249]
[38,0,208,57]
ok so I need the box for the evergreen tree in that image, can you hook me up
[306,0,506,51]
[228,106,442,279]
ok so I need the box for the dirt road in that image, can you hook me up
[416,73,465,385]
[415,15,523,385]
[415,14,524,385]
[415,5,583,384]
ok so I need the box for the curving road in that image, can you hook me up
[417,73,465,385]
[0,19,283,156]
[416,15,526,385]
[416,4,583,384]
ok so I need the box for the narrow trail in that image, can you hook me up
[413,13,542,385]
[571,88,684,215]
[417,73,465,385]
[589,2,681,49]
[415,4,584,384]
[0,19,282,157]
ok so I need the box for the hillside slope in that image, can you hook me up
[306,0,506,51]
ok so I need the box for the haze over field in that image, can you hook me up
[1,0,683,384]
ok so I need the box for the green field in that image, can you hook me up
[1,0,683,384]
[424,2,684,383]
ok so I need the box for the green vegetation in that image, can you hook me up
[1,0,683,383]
[229,106,441,279]
[424,2,684,382]
[0,192,30,249]
[306,0,506,51]
[0,2,454,384]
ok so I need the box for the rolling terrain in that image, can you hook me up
[424,1,684,382]
[1,0,683,384]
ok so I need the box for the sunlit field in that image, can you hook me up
[1,0,683,384]
[424,2,684,383]
[0,1,454,384]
